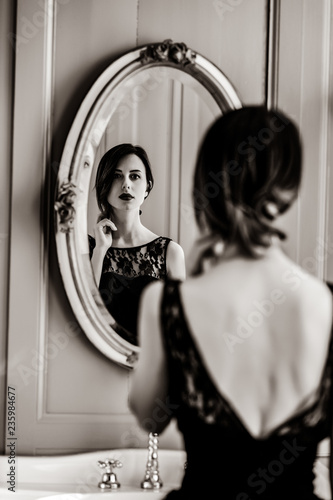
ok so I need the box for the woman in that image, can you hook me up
[89,143,185,345]
[129,107,333,498]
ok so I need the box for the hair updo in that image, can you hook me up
[193,106,302,259]
[94,143,154,220]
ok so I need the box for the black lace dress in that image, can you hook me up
[89,235,171,344]
[161,280,333,500]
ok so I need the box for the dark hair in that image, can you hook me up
[193,106,302,258]
[95,143,154,220]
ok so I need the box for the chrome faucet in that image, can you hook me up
[141,432,163,489]
[97,458,122,489]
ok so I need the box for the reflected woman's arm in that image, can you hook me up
[90,218,117,285]
[166,241,186,281]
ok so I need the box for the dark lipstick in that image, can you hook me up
[119,193,134,200]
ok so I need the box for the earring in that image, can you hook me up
[264,201,279,218]
[139,209,142,215]
[212,240,224,258]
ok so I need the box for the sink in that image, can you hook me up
[40,492,171,499]
[0,448,330,499]
[0,489,173,500]
[0,448,186,500]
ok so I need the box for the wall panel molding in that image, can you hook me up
[266,0,280,109]
[323,0,333,282]
[7,0,56,454]
[37,0,56,425]
[317,0,331,281]
[37,412,135,424]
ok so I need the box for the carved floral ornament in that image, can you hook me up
[140,39,196,66]
[54,181,77,233]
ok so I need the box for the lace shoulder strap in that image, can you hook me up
[160,279,242,426]
[147,237,172,277]
[161,279,183,347]
[160,279,192,377]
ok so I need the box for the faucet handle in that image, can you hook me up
[98,459,123,489]
[98,459,123,471]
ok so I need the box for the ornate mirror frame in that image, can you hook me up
[54,40,242,369]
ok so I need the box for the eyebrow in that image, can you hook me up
[114,168,143,173]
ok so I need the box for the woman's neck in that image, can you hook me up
[221,236,282,261]
[110,209,144,246]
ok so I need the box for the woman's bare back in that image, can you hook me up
[180,245,332,438]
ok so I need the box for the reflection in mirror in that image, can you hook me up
[86,68,222,343]
[87,143,186,345]
[55,40,242,367]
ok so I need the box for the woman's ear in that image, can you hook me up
[145,181,152,199]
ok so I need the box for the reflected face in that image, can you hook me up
[107,154,148,212]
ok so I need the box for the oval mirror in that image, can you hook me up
[54,40,242,368]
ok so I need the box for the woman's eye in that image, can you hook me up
[130,174,140,180]
[113,173,122,179]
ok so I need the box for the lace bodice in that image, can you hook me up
[160,279,333,499]
[97,236,171,279]
[89,236,171,344]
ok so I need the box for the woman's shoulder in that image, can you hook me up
[279,255,332,303]
[165,239,183,252]
[164,241,186,280]
[276,257,333,344]
[299,271,332,316]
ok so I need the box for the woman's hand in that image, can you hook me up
[93,218,117,249]
[91,218,117,286]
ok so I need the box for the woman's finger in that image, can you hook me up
[98,218,117,231]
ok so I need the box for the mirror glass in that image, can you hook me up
[87,67,222,333]
[55,41,242,368]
